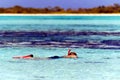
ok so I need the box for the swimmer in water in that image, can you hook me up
[48,49,78,59]
[63,49,78,58]
[13,49,78,59]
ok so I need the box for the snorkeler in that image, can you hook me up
[47,49,78,59]
[63,49,78,58]
[13,49,78,59]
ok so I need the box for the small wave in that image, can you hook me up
[84,61,105,64]
[8,60,27,63]
[103,57,112,59]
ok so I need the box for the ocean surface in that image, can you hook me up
[0,15,120,80]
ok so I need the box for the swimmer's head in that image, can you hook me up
[69,52,77,56]
[66,50,78,58]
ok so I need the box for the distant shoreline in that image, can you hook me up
[0,14,120,16]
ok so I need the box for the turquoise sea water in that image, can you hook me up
[0,15,120,80]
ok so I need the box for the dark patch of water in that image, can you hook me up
[0,31,119,49]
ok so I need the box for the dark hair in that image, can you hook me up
[69,52,77,56]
